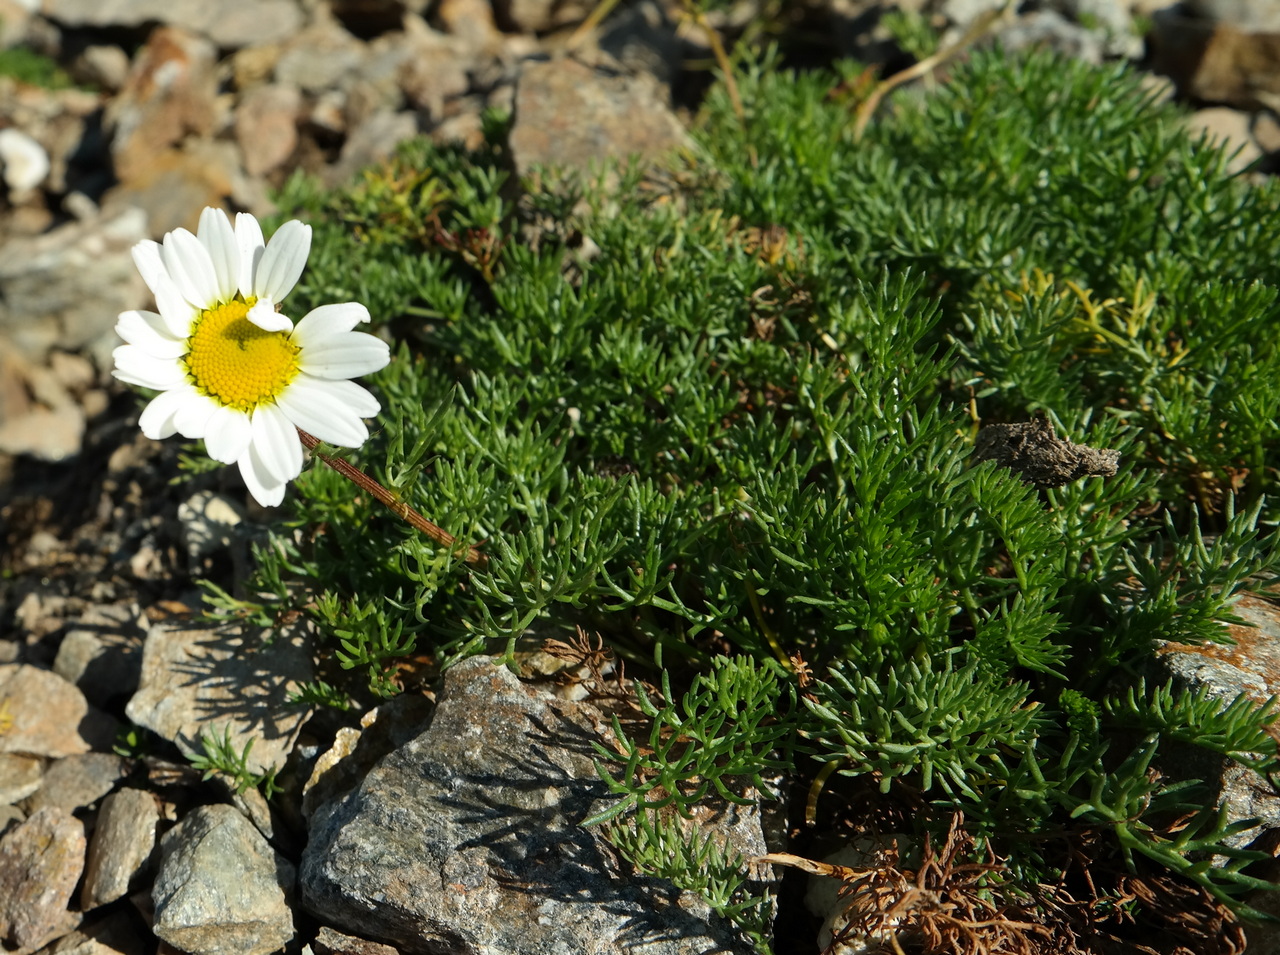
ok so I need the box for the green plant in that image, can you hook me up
[185,44,1280,949]
[0,46,79,89]
[189,724,282,798]
[606,807,775,953]
[586,656,794,825]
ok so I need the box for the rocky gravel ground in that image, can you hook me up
[4,0,1280,953]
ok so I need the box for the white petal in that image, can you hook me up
[174,393,221,438]
[275,377,372,447]
[131,241,170,296]
[138,386,204,439]
[320,377,382,418]
[298,333,391,379]
[239,444,287,507]
[203,406,253,464]
[133,241,196,336]
[251,404,304,484]
[235,212,266,298]
[112,346,188,390]
[116,309,187,359]
[291,302,372,346]
[198,207,239,302]
[163,228,220,310]
[247,298,293,333]
[253,220,311,303]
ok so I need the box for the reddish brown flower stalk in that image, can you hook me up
[296,428,486,566]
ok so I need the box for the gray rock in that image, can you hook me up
[26,753,125,814]
[992,10,1105,65]
[0,665,115,758]
[178,492,247,563]
[152,803,295,955]
[598,0,682,87]
[1151,13,1280,111]
[0,754,44,806]
[327,109,419,187]
[274,16,368,94]
[311,926,400,955]
[0,806,85,955]
[53,604,147,710]
[0,358,85,462]
[39,908,147,955]
[300,657,757,955]
[1185,0,1280,31]
[396,26,471,121]
[0,128,49,197]
[69,45,132,93]
[233,84,302,179]
[81,788,160,910]
[500,0,573,33]
[0,0,35,47]
[124,620,314,774]
[105,27,221,185]
[43,0,305,47]
[0,205,148,364]
[509,55,693,179]
[1155,594,1280,849]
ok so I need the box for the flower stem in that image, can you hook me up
[297,428,486,566]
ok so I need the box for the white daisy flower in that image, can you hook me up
[112,207,391,507]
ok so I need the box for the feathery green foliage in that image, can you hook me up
[200,44,1280,947]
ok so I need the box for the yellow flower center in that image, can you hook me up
[183,298,300,412]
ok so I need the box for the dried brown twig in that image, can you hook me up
[297,428,486,566]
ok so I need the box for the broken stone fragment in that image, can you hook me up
[972,414,1119,488]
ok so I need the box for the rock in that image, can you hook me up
[1185,0,1280,31]
[300,657,757,955]
[177,492,246,563]
[498,0,587,33]
[124,620,314,774]
[69,45,131,93]
[1187,106,1263,174]
[105,27,221,185]
[434,0,501,49]
[598,0,682,87]
[0,807,85,955]
[0,665,115,758]
[38,909,148,955]
[327,108,418,186]
[191,0,304,49]
[0,79,103,198]
[53,604,147,710]
[991,9,1105,65]
[26,753,126,814]
[1151,14,1280,111]
[0,357,86,462]
[81,788,160,910]
[233,84,301,178]
[300,693,434,821]
[0,0,34,47]
[804,840,906,955]
[274,16,367,94]
[0,205,147,364]
[0,128,50,198]
[43,0,304,47]
[152,803,295,955]
[396,26,471,121]
[103,138,269,237]
[1255,110,1280,153]
[310,926,400,955]
[0,754,45,806]
[509,55,693,178]
[1155,594,1280,850]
